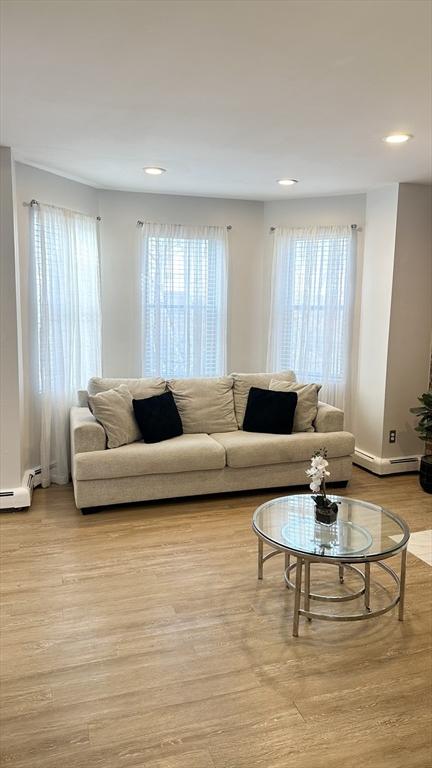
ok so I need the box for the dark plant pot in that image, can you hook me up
[419,455,432,494]
[314,504,338,525]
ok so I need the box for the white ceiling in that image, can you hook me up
[1,0,431,200]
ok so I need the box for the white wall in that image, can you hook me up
[263,194,367,229]
[354,185,399,457]
[383,184,432,458]
[0,147,24,490]
[355,183,432,465]
[97,190,264,376]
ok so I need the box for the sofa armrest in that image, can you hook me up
[314,401,344,433]
[70,406,106,455]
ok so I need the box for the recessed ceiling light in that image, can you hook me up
[383,133,413,144]
[143,166,166,175]
[277,178,298,186]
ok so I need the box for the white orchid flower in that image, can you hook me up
[312,457,328,471]
[305,449,331,498]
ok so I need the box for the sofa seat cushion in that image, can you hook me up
[167,376,238,434]
[211,430,355,469]
[75,433,226,481]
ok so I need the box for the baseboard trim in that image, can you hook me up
[0,466,41,510]
[354,449,420,476]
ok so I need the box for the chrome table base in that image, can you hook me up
[257,544,407,637]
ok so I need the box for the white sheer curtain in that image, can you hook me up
[30,203,102,487]
[267,225,356,420]
[140,222,228,378]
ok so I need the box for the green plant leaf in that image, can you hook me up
[411,390,432,442]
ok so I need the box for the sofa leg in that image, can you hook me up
[81,507,100,515]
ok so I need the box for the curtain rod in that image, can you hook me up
[136,219,232,230]
[269,223,358,233]
[24,199,102,221]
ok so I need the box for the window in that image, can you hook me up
[31,203,101,486]
[140,223,228,378]
[268,225,355,413]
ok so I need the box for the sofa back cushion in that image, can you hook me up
[269,380,321,433]
[167,376,238,434]
[88,376,166,399]
[231,370,296,428]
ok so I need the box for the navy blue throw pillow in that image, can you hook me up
[133,391,183,443]
[243,387,297,434]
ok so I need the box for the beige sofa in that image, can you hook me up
[70,371,355,513]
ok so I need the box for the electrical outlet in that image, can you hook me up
[389,430,396,444]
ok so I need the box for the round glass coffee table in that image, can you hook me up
[252,494,410,637]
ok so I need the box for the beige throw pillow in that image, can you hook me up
[88,385,141,449]
[167,377,238,434]
[269,380,321,433]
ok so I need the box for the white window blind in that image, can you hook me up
[31,203,101,487]
[140,222,228,378]
[267,225,356,417]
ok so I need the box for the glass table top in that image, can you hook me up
[253,494,410,561]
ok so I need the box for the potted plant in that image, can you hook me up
[410,391,432,494]
[306,449,339,524]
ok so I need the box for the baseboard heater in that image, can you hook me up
[0,467,41,510]
[354,449,420,476]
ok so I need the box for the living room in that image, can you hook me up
[0,0,431,766]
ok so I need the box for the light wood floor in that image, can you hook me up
[1,467,431,768]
